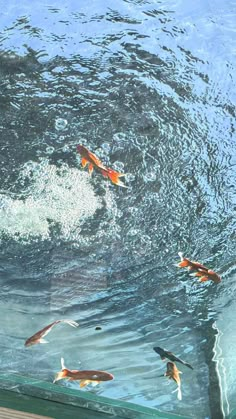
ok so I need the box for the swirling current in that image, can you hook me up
[0,1,236,418]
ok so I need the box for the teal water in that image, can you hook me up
[0,0,236,417]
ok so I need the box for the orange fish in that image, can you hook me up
[77,144,127,187]
[191,269,221,284]
[25,320,79,347]
[53,358,114,388]
[177,252,208,272]
[165,361,182,401]
[178,253,221,283]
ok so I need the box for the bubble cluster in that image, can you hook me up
[143,171,157,182]
[45,146,54,155]
[113,161,125,172]
[125,173,135,183]
[101,143,111,153]
[0,160,102,242]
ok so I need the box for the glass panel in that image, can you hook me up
[0,374,189,419]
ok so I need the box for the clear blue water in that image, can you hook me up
[0,1,236,418]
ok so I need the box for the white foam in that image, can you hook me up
[0,160,102,242]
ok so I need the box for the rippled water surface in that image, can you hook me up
[1,1,236,418]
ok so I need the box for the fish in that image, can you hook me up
[178,253,221,283]
[177,252,208,271]
[165,362,182,401]
[153,347,193,370]
[25,319,79,347]
[53,358,114,388]
[77,144,127,187]
[191,269,221,284]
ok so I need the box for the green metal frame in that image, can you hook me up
[0,373,191,419]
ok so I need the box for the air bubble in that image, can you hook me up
[125,173,135,182]
[62,144,70,153]
[55,118,68,131]
[128,207,139,215]
[101,143,111,153]
[46,146,54,155]
[143,172,157,182]
[128,228,139,237]
[113,133,126,142]
[113,161,124,172]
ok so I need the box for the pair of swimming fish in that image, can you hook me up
[178,252,221,284]
[77,144,127,188]
[153,346,194,401]
[153,253,220,401]
[25,320,114,387]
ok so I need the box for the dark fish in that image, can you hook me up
[153,347,193,370]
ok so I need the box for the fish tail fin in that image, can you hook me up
[106,170,127,187]
[53,358,69,383]
[61,357,66,369]
[172,386,182,400]
[185,363,194,370]
[178,386,182,400]
[178,260,189,268]
[53,369,69,383]
[62,320,79,328]
[177,252,189,267]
